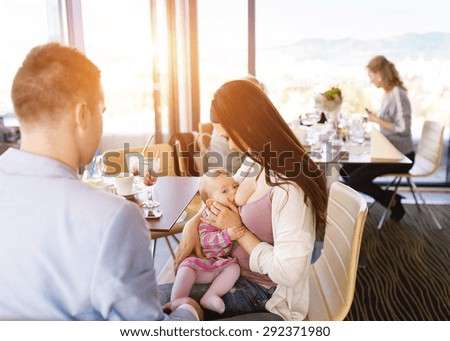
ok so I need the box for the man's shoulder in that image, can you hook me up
[69,181,139,216]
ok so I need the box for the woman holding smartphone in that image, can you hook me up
[340,55,415,221]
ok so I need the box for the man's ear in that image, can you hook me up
[205,198,213,208]
[74,102,89,131]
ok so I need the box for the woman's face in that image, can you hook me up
[368,70,383,88]
[214,123,245,152]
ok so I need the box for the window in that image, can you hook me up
[0,0,65,119]
[197,0,248,122]
[256,0,450,184]
[81,0,154,137]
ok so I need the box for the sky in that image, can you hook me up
[257,0,450,45]
[199,0,450,49]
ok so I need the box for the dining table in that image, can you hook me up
[100,174,200,231]
[293,123,413,166]
[291,122,412,192]
[143,176,200,231]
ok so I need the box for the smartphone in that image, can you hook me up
[365,108,371,114]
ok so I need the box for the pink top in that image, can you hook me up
[178,212,236,271]
[232,188,276,287]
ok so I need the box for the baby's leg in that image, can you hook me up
[200,263,240,314]
[170,267,198,301]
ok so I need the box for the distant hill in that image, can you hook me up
[268,32,450,65]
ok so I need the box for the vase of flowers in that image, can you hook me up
[314,87,343,126]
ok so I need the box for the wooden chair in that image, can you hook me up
[169,132,203,176]
[197,122,214,152]
[307,182,367,320]
[375,121,445,230]
[103,144,175,176]
[102,144,200,260]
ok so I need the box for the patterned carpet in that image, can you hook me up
[346,203,450,320]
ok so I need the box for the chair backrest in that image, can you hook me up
[169,132,201,177]
[102,143,176,176]
[197,122,213,152]
[198,122,213,135]
[409,120,445,177]
[307,182,367,321]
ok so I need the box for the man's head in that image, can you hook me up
[199,169,239,207]
[11,43,105,168]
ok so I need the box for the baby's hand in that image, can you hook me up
[227,225,246,241]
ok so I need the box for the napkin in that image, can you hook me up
[370,128,404,161]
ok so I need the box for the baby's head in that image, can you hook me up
[199,169,239,207]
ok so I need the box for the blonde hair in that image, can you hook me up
[12,43,101,125]
[367,55,406,91]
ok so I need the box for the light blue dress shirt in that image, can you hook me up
[0,148,195,321]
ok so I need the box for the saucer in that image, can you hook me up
[117,187,144,199]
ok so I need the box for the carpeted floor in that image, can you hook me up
[346,203,450,320]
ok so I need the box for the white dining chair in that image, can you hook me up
[375,120,445,230]
[307,182,367,321]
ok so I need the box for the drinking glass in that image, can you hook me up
[300,112,321,151]
[300,112,320,127]
[349,114,365,145]
[143,157,160,208]
[82,155,104,185]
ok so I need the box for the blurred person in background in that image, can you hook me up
[340,55,415,221]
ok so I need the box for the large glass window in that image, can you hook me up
[256,0,450,184]
[81,0,153,138]
[0,0,64,120]
[197,0,248,122]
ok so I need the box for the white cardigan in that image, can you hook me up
[249,182,315,321]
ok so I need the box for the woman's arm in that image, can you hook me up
[368,88,410,133]
[208,199,261,254]
[249,184,315,288]
[173,206,205,271]
[368,111,394,131]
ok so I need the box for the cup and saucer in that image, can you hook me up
[114,173,141,198]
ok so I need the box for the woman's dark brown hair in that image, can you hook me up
[211,80,327,234]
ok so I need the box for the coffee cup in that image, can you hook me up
[114,173,134,195]
[93,182,117,195]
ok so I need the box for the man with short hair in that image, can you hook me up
[0,43,201,320]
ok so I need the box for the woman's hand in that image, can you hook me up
[207,199,243,230]
[227,225,246,241]
[367,112,378,123]
[173,210,204,272]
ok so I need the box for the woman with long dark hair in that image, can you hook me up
[169,80,328,320]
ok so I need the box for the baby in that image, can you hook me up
[170,169,245,314]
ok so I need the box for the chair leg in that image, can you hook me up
[171,234,180,244]
[377,177,401,230]
[370,176,399,209]
[407,178,421,209]
[408,179,443,230]
[164,236,177,259]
